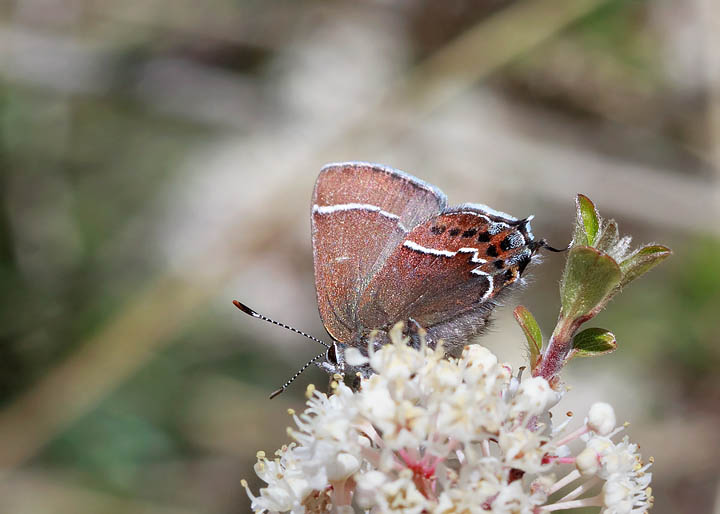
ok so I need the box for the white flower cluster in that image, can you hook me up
[243,327,653,513]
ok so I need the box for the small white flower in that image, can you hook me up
[602,469,653,514]
[493,479,539,513]
[242,445,311,513]
[603,478,635,513]
[498,427,550,473]
[373,470,429,513]
[584,435,648,480]
[576,446,601,476]
[510,376,560,418]
[354,470,387,509]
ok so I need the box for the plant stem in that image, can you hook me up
[533,317,578,380]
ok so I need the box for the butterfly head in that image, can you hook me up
[318,340,374,390]
[320,321,429,386]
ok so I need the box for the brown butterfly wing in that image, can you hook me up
[357,204,537,355]
[311,162,447,343]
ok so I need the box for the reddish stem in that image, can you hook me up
[532,315,586,381]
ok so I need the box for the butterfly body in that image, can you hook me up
[312,162,542,378]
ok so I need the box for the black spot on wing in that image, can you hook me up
[500,235,514,251]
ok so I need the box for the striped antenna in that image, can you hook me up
[269,352,325,399]
[233,300,329,348]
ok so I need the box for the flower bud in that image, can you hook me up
[327,452,360,481]
[587,402,616,435]
[576,447,599,476]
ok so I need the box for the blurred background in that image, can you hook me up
[1,0,719,512]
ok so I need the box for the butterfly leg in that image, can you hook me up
[406,318,428,350]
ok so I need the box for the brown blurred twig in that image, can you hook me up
[328,0,614,154]
[703,0,720,176]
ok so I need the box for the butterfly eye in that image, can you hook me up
[326,343,339,365]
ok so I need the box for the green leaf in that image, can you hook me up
[571,327,617,357]
[560,246,622,319]
[619,244,672,288]
[595,220,619,254]
[513,306,542,368]
[574,194,600,246]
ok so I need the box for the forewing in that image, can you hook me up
[357,204,538,353]
[312,162,447,343]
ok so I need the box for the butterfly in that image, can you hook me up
[236,162,557,396]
